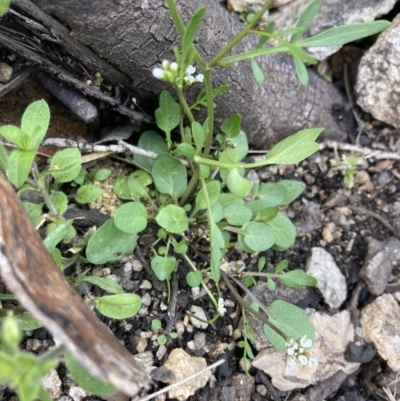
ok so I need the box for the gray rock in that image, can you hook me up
[252,311,359,391]
[41,369,62,399]
[306,247,347,309]
[189,306,208,330]
[360,293,400,371]
[356,14,400,129]
[359,237,400,295]
[0,62,12,83]
[269,0,396,60]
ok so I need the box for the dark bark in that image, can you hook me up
[30,0,353,147]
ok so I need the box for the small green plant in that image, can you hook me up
[0,0,389,397]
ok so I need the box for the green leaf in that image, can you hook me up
[298,20,390,48]
[133,130,167,171]
[267,277,276,291]
[155,91,180,145]
[279,180,305,204]
[250,58,265,84]
[49,191,68,215]
[15,312,43,331]
[182,7,206,58]
[156,205,188,234]
[275,260,288,273]
[256,22,275,49]
[256,206,278,223]
[174,240,188,254]
[195,180,221,211]
[49,148,81,183]
[83,276,124,294]
[157,334,167,346]
[177,142,196,159]
[247,182,286,214]
[267,212,296,250]
[43,219,73,252]
[263,300,315,350]
[95,293,141,319]
[243,221,275,252]
[93,169,111,181]
[237,233,254,253]
[86,219,137,264]
[211,202,223,222]
[64,352,116,396]
[226,169,252,198]
[23,202,43,225]
[6,149,35,188]
[152,319,162,330]
[0,125,27,149]
[291,0,320,43]
[223,203,252,226]
[186,271,202,287]
[0,0,11,15]
[192,121,205,152]
[292,53,309,85]
[114,202,148,234]
[75,184,103,204]
[113,176,137,200]
[21,100,50,150]
[227,130,249,161]
[265,128,322,165]
[152,153,187,199]
[278,270,318,288]
[151,256,176,281]
[221,114,241,138]
[0,143,8,169]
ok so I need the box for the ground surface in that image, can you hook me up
[1,72,400,401]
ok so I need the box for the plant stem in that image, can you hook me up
[182,253,218,309]
[32,163,59,216]
[220,271,287,339]
[179,169,199,206]
[208,0,276,68]
[174,84,195,123]
[202,69,214,156]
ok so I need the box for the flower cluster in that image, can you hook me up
[217,298,227,316]
[152,61,203,86]
[285,336,318,370]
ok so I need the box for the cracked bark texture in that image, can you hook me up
[32,0,353,147]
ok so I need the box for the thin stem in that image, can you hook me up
[32,163,59,216]
[194,154,275,170]
[181,253,218,309]
[208,0,276,68]
[179,169,199,206]
[202,69,214,156]
[220,271,287,339]
[174,84,195,123]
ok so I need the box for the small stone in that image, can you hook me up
[140,280,152,290]
[189,306,208,329]
[135,350,154,368]
[360,293,400,371]
[306,247,347,309]
[123,261,133,273]
[191,286,200,300]
[359,237,400,295]
[41,369,62,399]
[0,62,12,83]
[231,373,255,401]
[68,386,87,401]
[132,259,143,272]
[138,306,148,317]
[193,332,206,350]
[141,292,151,306]
[156,345,167,360]
[322,222,336,243]
[221,386,236,401]
[256,384,267,396]
[163,349,211,400]
[136,338,147,353]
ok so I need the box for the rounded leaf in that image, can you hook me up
[95,293,141,319]
[186,271,202,287]
[151,256,176,281]
[226,169,252,198]
[156,205,188,234]
[75,184,103,204]
[243,221,275,251]
[114,202,148,234]
[223,203,252,226]
[49,148,81,183]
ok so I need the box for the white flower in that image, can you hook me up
[170,62,179,72]
[285,338,295,348]
[195,74,204,83]
[186,65,196,75]
[152,67,165,80]
[286,357,296,371]
[299,335,312,349]
[217,298,227,316]
[308,357,318,368]
[184,75,195,85]
[298,355,308,366]
[162,60,170,69]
